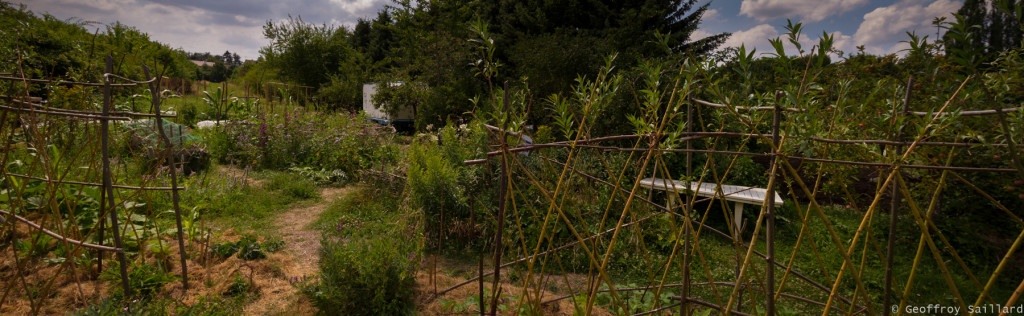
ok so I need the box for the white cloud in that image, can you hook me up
[19,0,393,61]
[692,29,713,40]
[830,31,857,56]
[740,0,868,23]
[704,8,720,21]
[853,0,960,55]
[722,24,779,55]
[21,0,268,59]
[330,0,379,15]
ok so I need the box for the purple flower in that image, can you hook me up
[258,123,268,148]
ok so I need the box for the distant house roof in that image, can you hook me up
[191,60,213,67]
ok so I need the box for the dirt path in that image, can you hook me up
[243,186,350,315]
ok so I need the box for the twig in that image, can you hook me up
[0,209,122,252]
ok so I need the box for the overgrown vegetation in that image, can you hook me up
[3,0,1024,314]
[309,186,420,315]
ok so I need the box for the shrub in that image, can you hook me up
[101,262,175,298]
[197,108,398,177]
[405,124,491,249]
[310,188,420,315]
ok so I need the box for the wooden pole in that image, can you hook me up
[681,89,694,316]
[102,56,131,295]
[884,76,913,315]
[766,91,783,316]
[144,66,189,292]
[489,84,510,316]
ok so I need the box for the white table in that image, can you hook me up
[638,177,784,235]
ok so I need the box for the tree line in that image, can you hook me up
[186,50,244,83]
[250,0,729,130]
[252,0,1021,132]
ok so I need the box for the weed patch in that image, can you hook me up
[308,186,420,315]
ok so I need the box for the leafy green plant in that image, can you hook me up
[198,107,398,175]
[211,241,240,259]
[289,166,347,185]
[202,87,238,121]
[265,171,318,199]
[439,296,480,313]
[16,232,54,258]
[236,235,268,260]
[209,235,282,260]
[102,262,175,298]
[262,237,285,252]
[223,274,252,297]
[309,187,420,315]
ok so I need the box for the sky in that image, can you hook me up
[16,0,963,61]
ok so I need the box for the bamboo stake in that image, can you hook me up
[895,175,968,312]
[1002,278,1024,316]
[101,55,131,295]
[885,76,912,316]
[143,66,189,292]
[821,76,972,314]
[765,93,784,315]
[0,209,122,252]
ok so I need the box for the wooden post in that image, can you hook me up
[766,91,783,316]
[102,56,131,295]
[479,230,486,316]
[489,84,510,316]
[884,76,912,315]
[144,66,189,292]
[681,90,694,316]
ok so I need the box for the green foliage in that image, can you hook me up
[201,108,398,176]
[265,171,318,199]
[406,123,491,248]
[370,80,427,124]
[359,0,727,131]
[944,0,1023,69]
[310,187,420,315]
[235,235,268,260]
[351,10,397,71]
[210,235,284,260]
[288,166,347,186]
[0,2,195,86]
[261,16,359,95]
[15,232,54,258]
[202,87,238,121]
[316,72,366,111]
[101,262,175,298]
[181,169,315,231]
[223,275,253,297]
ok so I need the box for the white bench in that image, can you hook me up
[638,177,783,235]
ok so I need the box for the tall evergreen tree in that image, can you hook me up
[350,10,396,70]
[945,0,1023,68]
[489,0,728,57]
[379,0,727,130]
[485,0,729,104]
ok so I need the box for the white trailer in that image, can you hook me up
[362,83,414,130]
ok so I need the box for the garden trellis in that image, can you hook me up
[0,56,188,311]
[437,70,1023,315]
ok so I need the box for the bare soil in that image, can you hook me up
[241,186,349,315]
